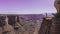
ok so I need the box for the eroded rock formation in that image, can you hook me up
[0,14,43,34]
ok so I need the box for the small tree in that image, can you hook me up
[53,13,60,18]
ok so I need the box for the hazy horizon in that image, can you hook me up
[0,0,56,14]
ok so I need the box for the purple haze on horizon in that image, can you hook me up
[0,0,56,14]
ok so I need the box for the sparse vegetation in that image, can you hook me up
[53,13,60,18]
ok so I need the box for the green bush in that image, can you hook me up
[53,13,60,18]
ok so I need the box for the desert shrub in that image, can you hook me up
[53,13,60,18]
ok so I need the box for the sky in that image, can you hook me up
[0,0,56,14]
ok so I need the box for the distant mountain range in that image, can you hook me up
[0,13,54,20]
[18,13,54,20]
[19,14,44,20]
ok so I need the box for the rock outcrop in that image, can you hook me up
[0,14,43,34]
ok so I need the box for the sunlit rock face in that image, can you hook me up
[0,14,44,34]
[54,0,60,13]
[18,14,44,34]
